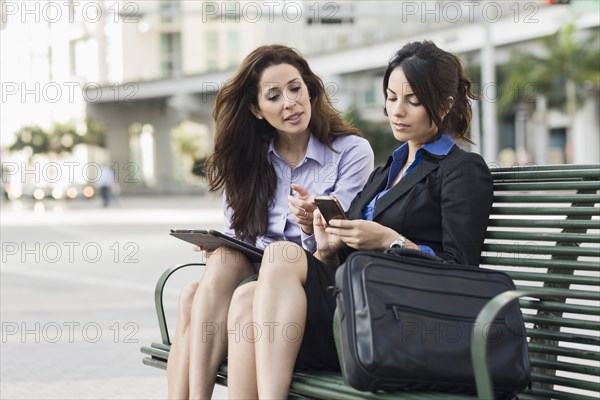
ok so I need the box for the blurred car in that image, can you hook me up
[48,182,95,201]
[4,181,95,201]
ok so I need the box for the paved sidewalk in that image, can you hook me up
[1,193,229,399]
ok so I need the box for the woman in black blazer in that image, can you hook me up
[226,41,494,398]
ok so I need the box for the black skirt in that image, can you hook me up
[294,250,340,371]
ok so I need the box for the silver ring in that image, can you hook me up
[302,209,308,219]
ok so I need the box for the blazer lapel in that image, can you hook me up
[348,165,389,220]
[373,158,439,219]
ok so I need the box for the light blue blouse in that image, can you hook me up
[224,133,374,252]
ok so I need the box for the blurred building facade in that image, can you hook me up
[2,0,599,194]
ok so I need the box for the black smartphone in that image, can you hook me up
[314,195,347,223]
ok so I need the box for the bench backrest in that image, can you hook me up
[483,165,600,399]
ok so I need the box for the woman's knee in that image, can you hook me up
[260,242,307,283]
[202,247,253,285]
[177,281,199,323]
[179,281,199,307]
[229,282,257,324]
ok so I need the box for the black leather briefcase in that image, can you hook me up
[333,248,530,397]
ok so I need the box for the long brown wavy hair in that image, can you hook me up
[383,41,479,143]
[204,45,361,243]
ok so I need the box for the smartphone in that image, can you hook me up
[314,195,347,223]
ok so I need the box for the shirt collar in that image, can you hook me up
[423,132,455,156]
[391,132,455,163]
[268,133,325,166]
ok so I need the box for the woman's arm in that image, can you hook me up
[296,136,375,249]
[438,154,493,265]
[327,137,374,211]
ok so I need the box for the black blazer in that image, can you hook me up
[343,145,493,266]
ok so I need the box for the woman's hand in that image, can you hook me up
[325,219,406,250]
[193,245,215,259]
[313,209,344,262]
[288,184,317,235]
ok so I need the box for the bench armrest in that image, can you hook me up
[154,262,205,345]
[471,288,600,399]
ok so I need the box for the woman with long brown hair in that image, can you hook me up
[166,44,374,399]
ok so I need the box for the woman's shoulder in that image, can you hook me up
[438,146,492,182]
[443,145,489,167]
[331,134,372,152]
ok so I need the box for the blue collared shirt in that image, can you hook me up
[362,133,455,256]
[224,133,374,252]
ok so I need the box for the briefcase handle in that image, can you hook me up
[384,247,445,263]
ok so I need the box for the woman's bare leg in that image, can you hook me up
[188,247,255,399]
[253,242,308,399]
[167,281,199,399]
[226,282,258,399]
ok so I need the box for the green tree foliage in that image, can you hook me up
[9,126,51,154]
[344,109,397,166]
[499,24,600,118]
[82,118,107,148]
[9,119,107,156]
[51,123,79,153]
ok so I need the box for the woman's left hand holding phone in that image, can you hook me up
[325,219,402,251]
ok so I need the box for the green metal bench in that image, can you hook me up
[141,164,600,399]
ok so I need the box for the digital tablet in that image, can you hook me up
[169,229,264,264]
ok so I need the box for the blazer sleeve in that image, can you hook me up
[438,153,493,266]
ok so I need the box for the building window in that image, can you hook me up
[206,31,219,71]
[364,88,376,106]
[207,59,219,71]
[69,38,99,81]
[160,32,181,77]
[160,0,180,24]
[227,31,240,68]
[206,31,218,52]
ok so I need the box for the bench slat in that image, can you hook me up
[509,272,600,286]
[484,243,599,257]
[530,358,600,376]
[485,231,599,242]
[527,329,600,345]
[518,300,600,316]
[522,386,597,400]
[150,342,170,351]
[141,345,169,360]
[491,164,600,172]
[494,181,600,191]
[488,219,599,229]
[481,257,600,271]
[530,372,600,392]
[491,206,599,216]
[528,343,600,361]
[491,169,600,180]
[142,357,167,370]
[523,315,600,330]
[494,194,600,203]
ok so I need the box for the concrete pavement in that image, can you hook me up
[1,194,229,399]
